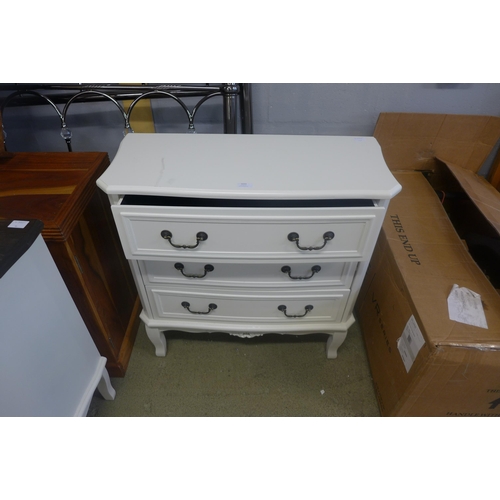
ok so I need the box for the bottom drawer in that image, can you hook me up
[146,286,350,324]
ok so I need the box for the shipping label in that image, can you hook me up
[397,315,425,372]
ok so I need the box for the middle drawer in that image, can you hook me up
[139,259,356,288]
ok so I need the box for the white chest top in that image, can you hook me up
[97,133,401,200]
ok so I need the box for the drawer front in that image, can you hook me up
[112,205,384,261]
[146,285,350,324]
[140,260,356,288]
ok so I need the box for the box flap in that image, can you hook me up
[384,171,500,348]
[374,113,500,173]
[440,159,500,234]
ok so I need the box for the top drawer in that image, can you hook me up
[112,203,385,262]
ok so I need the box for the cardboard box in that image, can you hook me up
[356,113,500,417]
[487,139,500,191]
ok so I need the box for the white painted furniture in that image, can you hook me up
[0,220,115,417]
[97,134,401,358]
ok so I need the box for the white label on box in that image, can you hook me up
[447,284,488,329]
[397,315,426,373]
[8,220,29,229]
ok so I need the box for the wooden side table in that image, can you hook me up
[0,151,140,376]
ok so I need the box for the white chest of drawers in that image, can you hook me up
[97,133,401,359]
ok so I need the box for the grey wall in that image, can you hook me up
[2,83,500,161]
[252,83,500,135]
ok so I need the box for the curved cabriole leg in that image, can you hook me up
[326,330,348,359]
[145,325,167,356]
[97,367,116,401]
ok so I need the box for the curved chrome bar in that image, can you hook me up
[191,91,223,122]
[62,90,128,125]
[1,91,64,151]
[61,91,129,151]
[1,90,64,120]
[126,90,194,130]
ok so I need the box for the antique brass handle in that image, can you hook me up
[174,263,214,278]
[181,302,217,314]
[281,265,321,280]
[161,230,208,249]
[287,231,334,251]
[277,304,313,318]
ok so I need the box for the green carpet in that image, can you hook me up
[88,320,380,417]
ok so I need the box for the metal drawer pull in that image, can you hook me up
[281,265,321,280]
[287,231,334,251]
[277,304,313,318]
[160,230,208,249]
[174,263,214,278]
[181,301,217,314]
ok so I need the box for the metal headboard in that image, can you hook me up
[0,83,253,152]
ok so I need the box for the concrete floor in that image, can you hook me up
[88,320,380,417]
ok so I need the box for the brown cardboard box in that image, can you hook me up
[356,113,500,417]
